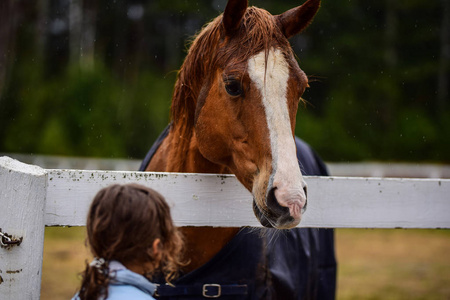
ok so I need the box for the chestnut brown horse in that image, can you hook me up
[146,0,321,273]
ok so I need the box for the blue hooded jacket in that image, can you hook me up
[72,261,157,300]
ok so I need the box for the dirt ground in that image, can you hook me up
[40,227,450,299]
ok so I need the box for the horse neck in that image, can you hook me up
[156,26,240,272]
[154,126,239,273]
[167,23,221,171]
[163,126,228,174]
[167,59,225,173]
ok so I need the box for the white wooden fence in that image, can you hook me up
[4,152,450,178]
[1,156,449,299]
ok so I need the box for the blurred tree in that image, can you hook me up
[0,0,448,162]
[437,0,449,113]
[296,0,447,161]
[0,0,19,97]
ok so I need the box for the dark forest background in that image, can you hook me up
[1,0,449,162]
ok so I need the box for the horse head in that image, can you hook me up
[170,0,320,229]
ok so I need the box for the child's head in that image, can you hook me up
[78,184,184,299]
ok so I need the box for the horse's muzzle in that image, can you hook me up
[253,186,307,229]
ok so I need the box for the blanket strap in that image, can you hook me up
[155,283,248,298]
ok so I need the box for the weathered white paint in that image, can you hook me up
[0,157,47,300]
[248,49,306,226]
[1,155,450,229]
[45,169,450,229]
[4,153,450,179]
[45,169,254,227]
[1,156,450,299]
[302,176,450,228]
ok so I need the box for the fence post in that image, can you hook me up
[0,157,47,299]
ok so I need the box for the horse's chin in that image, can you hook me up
[252,200,274,228]
[252,200,301,229]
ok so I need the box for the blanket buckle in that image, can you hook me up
[203,284,221,298]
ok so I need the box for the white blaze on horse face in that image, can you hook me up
[248,48,307,227]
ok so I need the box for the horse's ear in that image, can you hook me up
[223,0,248,36]
[276,0,321,38]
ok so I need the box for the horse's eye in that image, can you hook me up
[225,80,243,97]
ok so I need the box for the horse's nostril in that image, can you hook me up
[302,185,308,212]
[266,187,289,217]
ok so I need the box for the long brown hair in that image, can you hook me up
[77,184,185,300]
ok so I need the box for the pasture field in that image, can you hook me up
[40,227,450,299]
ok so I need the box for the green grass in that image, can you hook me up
[41,227,90,299]
[335,229,450,300]
[40,228,450,299]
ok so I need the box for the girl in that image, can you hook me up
[72,184,185,300]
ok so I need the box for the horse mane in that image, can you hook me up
[168,7,293,169]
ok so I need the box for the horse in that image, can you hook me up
[142,0,336,298]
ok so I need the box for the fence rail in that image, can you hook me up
[1,156,450,299]
[3,152,450,178]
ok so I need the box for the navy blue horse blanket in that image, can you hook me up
[139,127,336,299]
